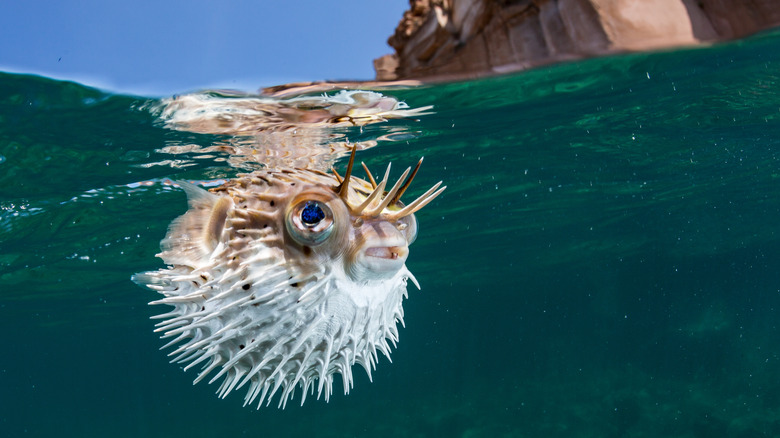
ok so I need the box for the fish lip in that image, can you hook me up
[364,245,408,261]
[359,238,409,271]
[348,239,409,280]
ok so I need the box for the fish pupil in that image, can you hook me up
[301,201,325,225]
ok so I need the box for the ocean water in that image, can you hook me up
[2,29,780,438]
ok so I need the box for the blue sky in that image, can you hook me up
[0,1,408,96]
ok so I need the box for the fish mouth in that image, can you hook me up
[358,243,409,276]
[351,223,410,277]
[347,240,409,280]
[364,246,408,260]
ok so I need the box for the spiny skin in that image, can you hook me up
[134,164,443,408]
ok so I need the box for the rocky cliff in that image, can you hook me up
[374,0,780,81]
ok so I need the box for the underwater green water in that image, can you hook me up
[2,29,780,438]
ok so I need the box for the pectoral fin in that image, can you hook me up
[158,181,233,267]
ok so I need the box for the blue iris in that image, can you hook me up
[301,201,325,225]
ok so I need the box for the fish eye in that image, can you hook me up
[301,201,325,225]
[287,200,334,245]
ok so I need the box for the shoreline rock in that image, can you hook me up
[374,0,780,81]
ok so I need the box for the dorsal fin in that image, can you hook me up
[158,181,233,267]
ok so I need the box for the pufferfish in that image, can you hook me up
[133,147,444,408]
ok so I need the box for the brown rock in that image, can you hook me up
[373,54,400,81]
[377,0,780,81]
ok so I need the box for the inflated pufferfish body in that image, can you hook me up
[134,149,444,408]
